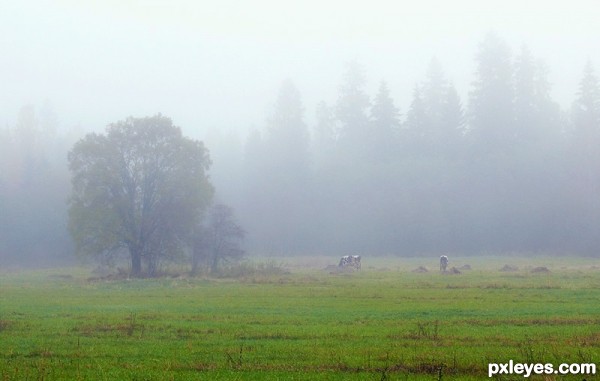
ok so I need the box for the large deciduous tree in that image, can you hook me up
[68,115,213,277]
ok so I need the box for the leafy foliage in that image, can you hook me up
[68,114,213,276]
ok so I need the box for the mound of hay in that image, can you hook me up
[500,264,519,272]
[531,266,550,273]
[412,266,429,273]
[323,265,338,272]
[443,267,461,275]
[327,266,356,274]
[47,274,74,280]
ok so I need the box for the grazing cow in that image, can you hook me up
[339,255,361,270]
[440,255,449,272]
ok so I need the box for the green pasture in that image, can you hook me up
[1,256,600,380]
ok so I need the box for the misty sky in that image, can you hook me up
[1,1,599,139]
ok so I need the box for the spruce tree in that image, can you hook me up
[468,32,514,152]
[335,61,370,158]
[370,81,400,162]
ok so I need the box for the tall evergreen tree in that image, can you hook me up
[370,81,400,162]
[423,58,447,133]
[242,79,312,253]
[468,32,514,152]
[572,60,600,147]
[440,83,466,157]
[335,61,370,157]
[403,85,428,155]
[402,59,464,158]
[313,101,336,168]
[422,58,465,156]
[514,45,536,141]
[514,45,561,143]
[568,60,600,251]
[571,61,600,180]
[265,79,310,184]
[239,127,264,244]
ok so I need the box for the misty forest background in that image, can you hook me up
[2,33,600,267]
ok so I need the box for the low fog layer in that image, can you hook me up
[1,2,600,267]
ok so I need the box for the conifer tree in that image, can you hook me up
[468,32,514,152]
[335,61,370,157]
[370,81,400,161]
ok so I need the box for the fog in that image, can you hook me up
[2,1,600,267]
[2,1,599,133]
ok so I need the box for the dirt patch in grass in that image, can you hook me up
[0,320,11,332]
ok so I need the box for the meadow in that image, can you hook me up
[1,256,600,380]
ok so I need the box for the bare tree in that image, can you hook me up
[192,204,245,274]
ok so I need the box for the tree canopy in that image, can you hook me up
[67,115,213,276]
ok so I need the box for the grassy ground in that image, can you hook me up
[1,256,600,380]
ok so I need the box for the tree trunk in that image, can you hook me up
[210,249,219,274]
[191,252,199,275]
[130,246,142,277]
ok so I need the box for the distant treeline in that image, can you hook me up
[214,33,600,256]
[0,104,78,266]
[1,33,599,266]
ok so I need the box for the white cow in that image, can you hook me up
[440,255,449,272]
[339,255,361,270]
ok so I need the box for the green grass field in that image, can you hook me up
[1,256,600,380]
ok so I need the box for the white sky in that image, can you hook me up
[1,0,599,139]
